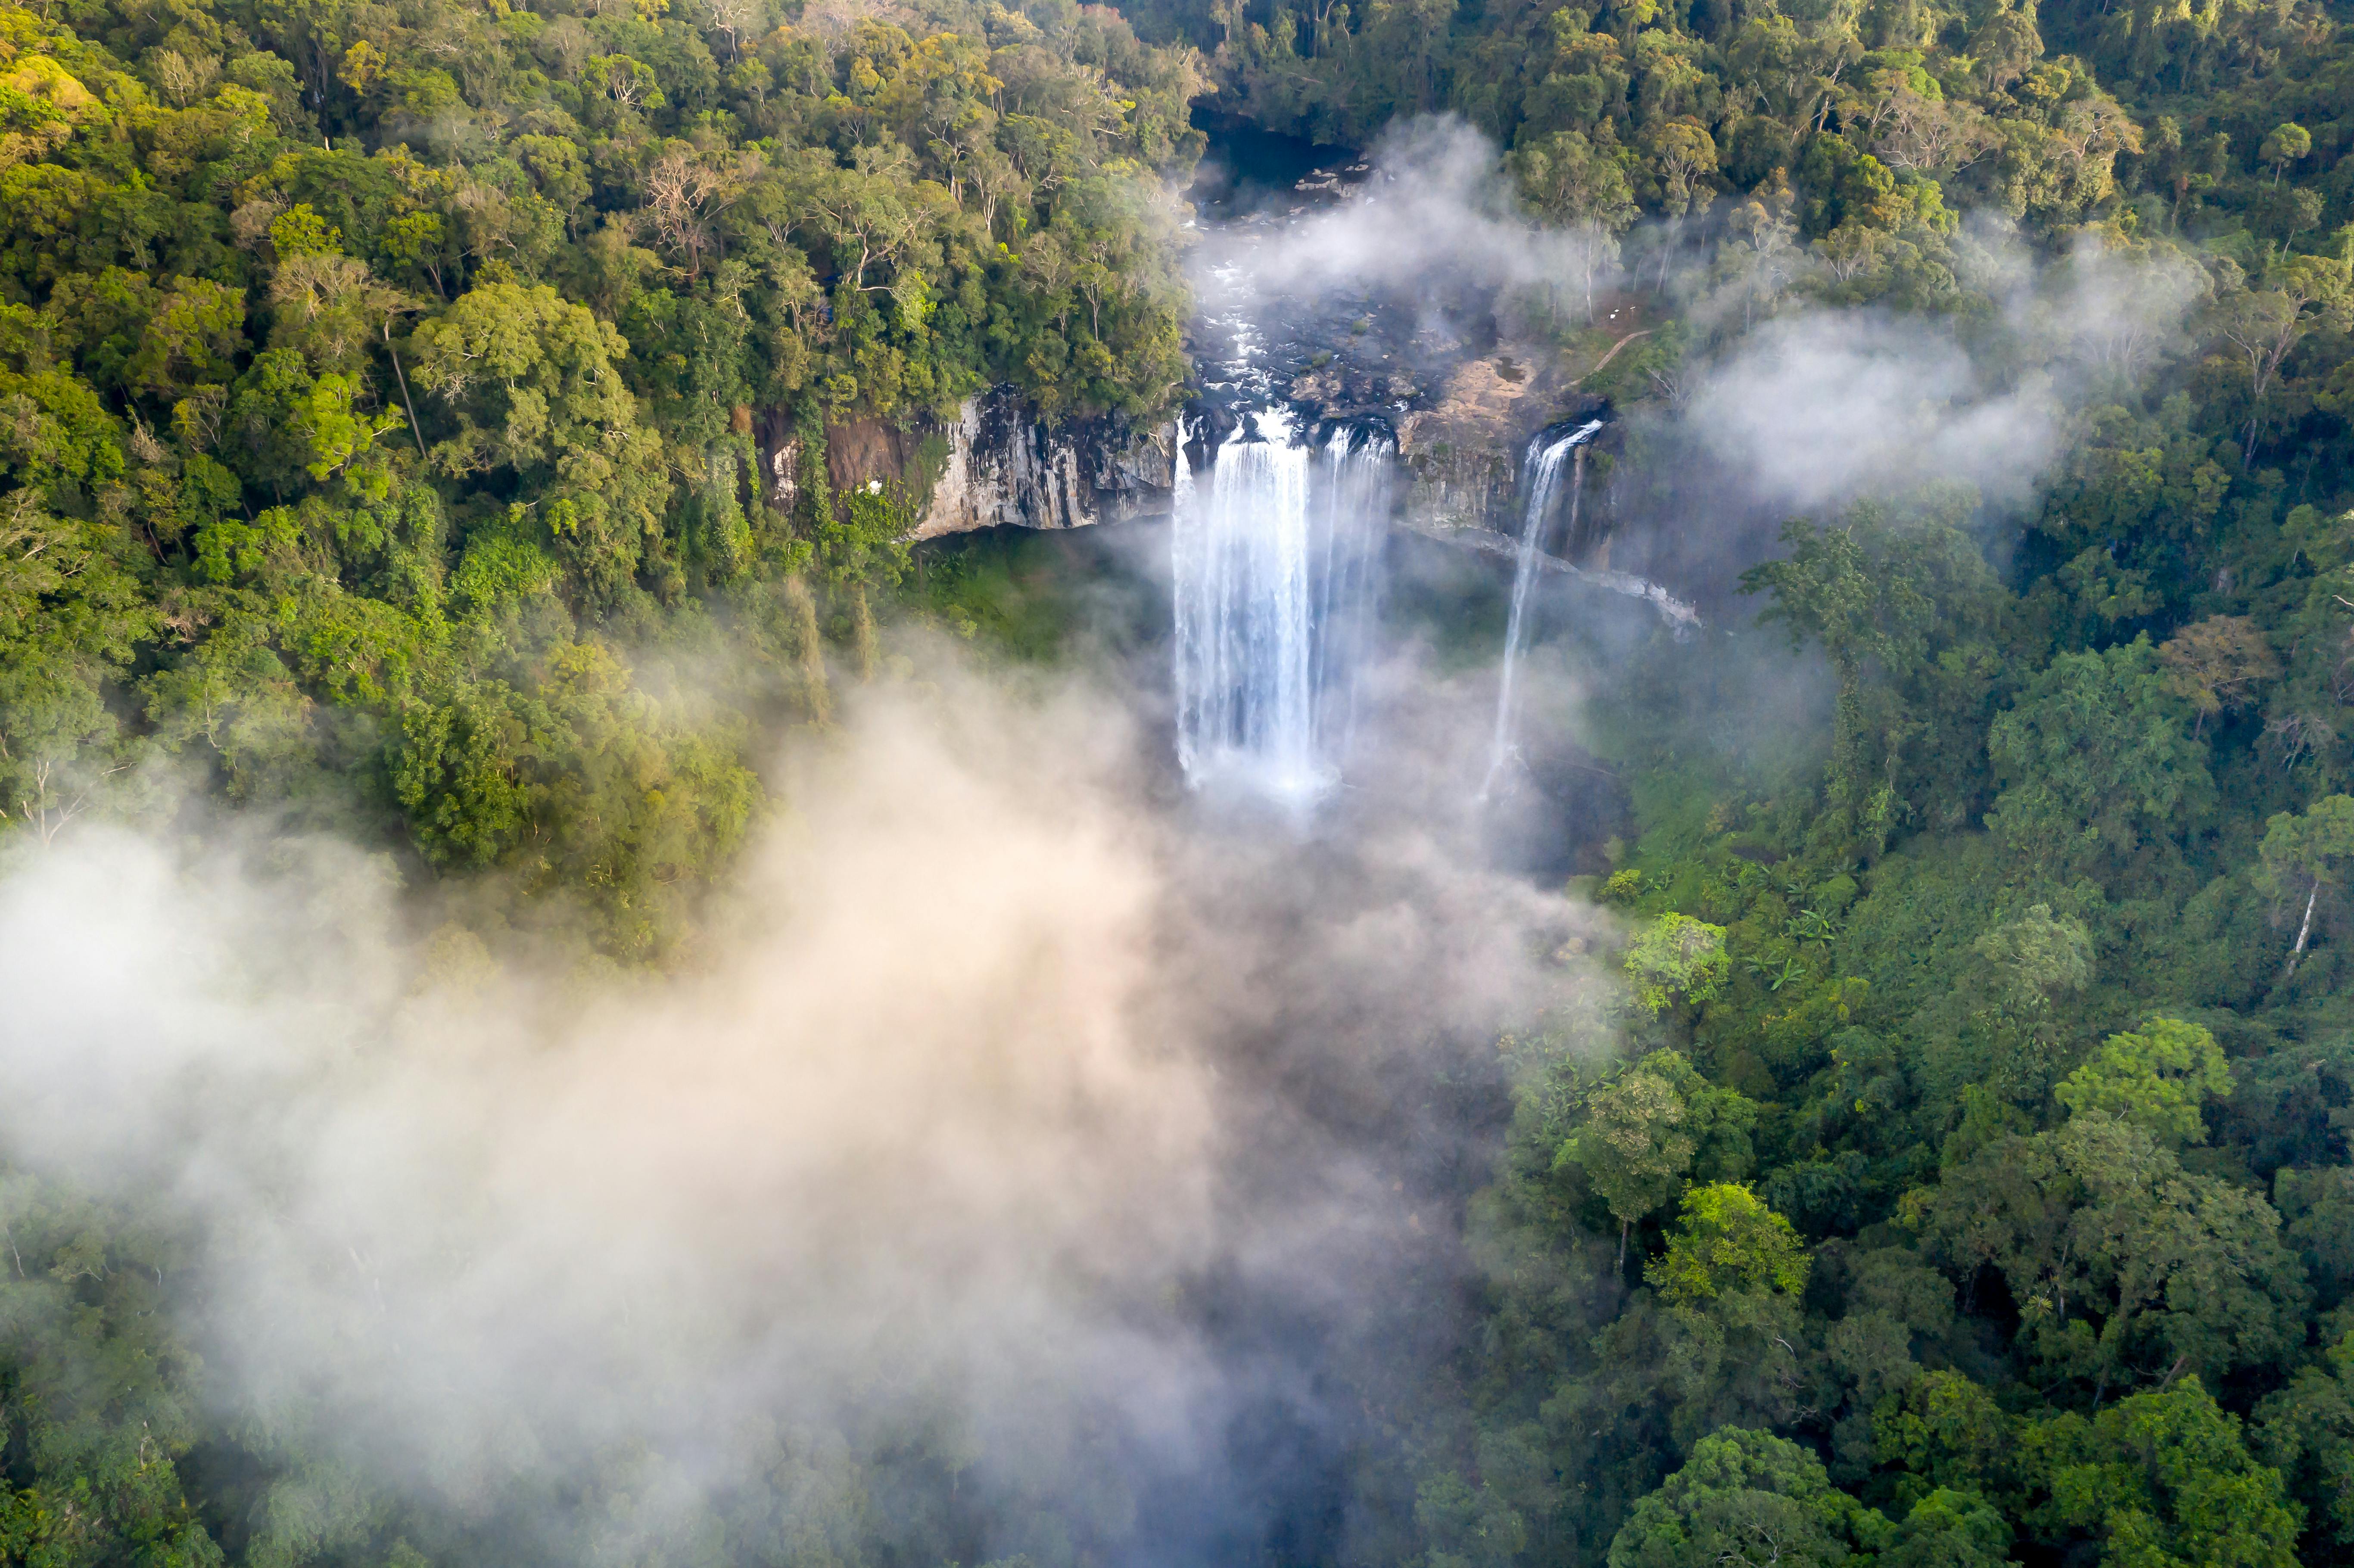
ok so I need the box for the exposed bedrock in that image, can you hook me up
[755,366,1659,606]
[757,388,1181,541]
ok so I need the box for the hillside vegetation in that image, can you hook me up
[1121,0,2354,1560]
[5,0,2354,1558]
[0,0,1198,954]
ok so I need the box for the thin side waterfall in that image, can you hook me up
[1174,408,1392,800]
[1479,420,1604,800]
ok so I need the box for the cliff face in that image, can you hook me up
[1388,354,1615,545]
[761,389,1179,542]
[913,388,1180,539]
[1287,340,1618,547]
[761,370,1632,577]
[775,377,1691,626]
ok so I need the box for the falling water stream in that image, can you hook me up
[1171,229,1397,803]
[1171,167,1681,808]
[1172,412,1392,799]
[1312,423,1392,766]
[1479,420,1604,798]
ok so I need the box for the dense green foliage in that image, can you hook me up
[1142,0,2354,442]
[1436,388,2354,1568]
[6,0,2354,1552]
[0,0,1199,954]
[1431,444,2354,1561]
[0,0,1205,1553]
[1124,0,2354,1557]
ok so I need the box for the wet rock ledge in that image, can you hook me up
[757,388,1179,541]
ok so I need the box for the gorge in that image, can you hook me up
[832,133,1706,809]
[3,0,2351,1560]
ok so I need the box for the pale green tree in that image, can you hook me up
[2022,1381,2300,1568]
[2259,122,2311,184]
[1554,1051,1757,1267]
[2056,1018,2233,1146]
[2254,794,2354,977]
[1608,1427,1888,1568]
[1509,129,1638,320]
[1625,913,1731,1016]
[411,282,670,604]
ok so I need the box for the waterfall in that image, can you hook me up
[1563,444,1588,561]
[1312,422,1392,766]
[1174,408,1392,800]
[1479,419,1604,800]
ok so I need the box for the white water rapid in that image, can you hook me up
[1479,420,1604,799]
[1173,411,1392,800]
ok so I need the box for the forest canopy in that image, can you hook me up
[5,0,2354,1556]
[0,0,1199,957]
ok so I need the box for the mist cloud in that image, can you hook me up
[1194,117,1609,305]
[0,646,1605,1561]
[1675,228,2208,513]
[1192,116,2207,529]
[1678,310,2063,510]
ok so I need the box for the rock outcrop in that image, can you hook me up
[1387,351,1613,540]
[755,379,1677,618]
[759,389,1179,542]
[911,388,1178,540]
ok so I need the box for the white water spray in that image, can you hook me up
[1174,411,1392,800]
[1479,420,1603,800]
[1313,423,1392,765]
